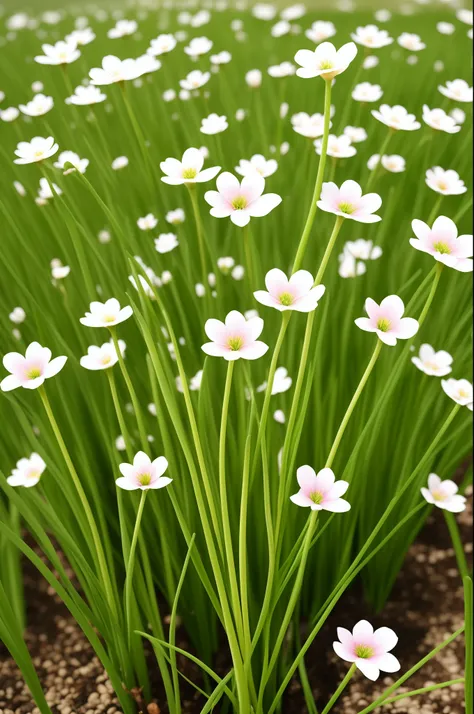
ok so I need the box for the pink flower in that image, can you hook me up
[318,180,382,223]
[116,451,172,491]
[421,473,466,513]
[410,216,473,272]
[254,268,326,312]
[204,172,282,227]
[1,342,67,392]
[355,295,419,346]
[290,466,350,512]
[333,620,400,680]
[201,310,269,360]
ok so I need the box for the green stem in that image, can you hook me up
[243,224,257,293]
[321,664,356,714]
[124,490,148,648]
[418,263,443,327]
[314,215,345,284]
[427,195,443,225]
[380,679,464,706]
[109,328,149,454]
[38,387,118,619]
[325,339,383,469]
[444,511,470,581]
[366,128,393,192]
[292,78,333,272]
[188,185,209,292]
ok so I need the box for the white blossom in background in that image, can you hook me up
[54,150,89,174]
[425,167,467,196]
[19,93,53,117]
[438,79,473,103]
[112,156,129,170]
[148,34,177,55]
[372,104,420,131]
[421,474,467,512]
[9,307,26,324]
[441,379,473,409]
[180,70,210,90]
[397,32,426,51]
[166,208,185,225]
[107,19,137,38]
[268,62,296,77]
[35,40,80,65]
[155,233,179,254]
[66,85,107,105]
[137,213,158,231]
[315,134,356,159]
[235,154,278,178]
[351,24,393,48]
[305,21,336,43]
[367,154,406,173]
[7,453,46,488]
[80,339,126,370]
[184,36,213,57]
[200,113,228,134]
[14,136,58,165]
[411,344,453,377]
[422,105,462,134]
[245,69,262,88]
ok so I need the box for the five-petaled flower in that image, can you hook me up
[290,466,351,512]
[1,342,67,392]
[80,340,126,371]
[411,344,453,376]
[355,295,419,345]
[161,148,220,185]
[116,451,172,491]
[318,180,382,223]
[14,136,58,165]
[204,172,282,227]
[410,217,473,272]
[202,310,268,360]
[80,299,133,328]
[333,620,400,681]
[295,41,357,80]
[254,268,325,312]
[7,453,46,488]
[421,473,466,512]
[441,378,473,408]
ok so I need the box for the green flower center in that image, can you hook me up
[104,314,116,323]
[182,168,197,179]
[433,241,451,255]
[228,336,244,351]
[338,202,355,214]
[139,472,152,486]
[232,196,248,210]
[355,644,374,659]
[27,367,42,379]
[319,59,334,69]
[279,292,294,306]
[310,491,324,505]
[377,318,391,332]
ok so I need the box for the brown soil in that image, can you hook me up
[1,496,471,714]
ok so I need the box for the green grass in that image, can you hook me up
[0,3,472,713]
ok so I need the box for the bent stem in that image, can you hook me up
[444,512,470,581]
[124,490,148,648]
[109,328,149,454]
[292,78,333,272]
[321,663,357,714]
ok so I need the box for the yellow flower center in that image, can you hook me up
[228,336,243,351]
[338,202,355,214]
[432,489,448,501]
[139,472,152,486]
[310,491,324,505]
[433,241,451,255]
[103,314,117,323]
[182,168,197,179]
[437,181,448,191]
[355,644,374,659]
[319,59,334,69]
[27,367,42,379]
[101,355,112,365]
[377,318,391,332]
[279,292,294,306]
[232,196,248,210]
[27,470,40,481]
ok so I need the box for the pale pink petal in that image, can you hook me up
[337,628,354,647]
[44,355,67,378]
[428,473,441,490]
[246,193,282,217]
[265,268,289,295]
[380,295,405,319]
[333,641,357,663]
[149,476,173,489]
[377,331,398,346]
[314,468,335,490]
[445,495,467,513]
[328,480,349,498]
[364,298,380,319]
[339,179,363,202]
[457,235,473,258]
[160,158,183,177]
[116,476,139,490]
[152,456,169,478]
[357,660,380,681]
[23,376,45,389]
[393,317,419,339]
[353,620,374,638]
[245,316,264,341]
[290,491,314,507]
[291,291,323,312]
[241,173,265,201]
[421,487,435,504]
[133,451,151,467]
[182,147,204,172]
[295,49,316,66]
[3,352,24,373]
[289,270,314,297]
[375,652,400,673]
[355,317,377,333]
[323,498,351,512]
[239,341,268,360]
[196,166,221,182]
[231,210,251,227]
[254,290,282,310]
[432,215,458,241]
[202,342,231,357]
[216,171,240,195]
[411,219,431,241]
[119,463,135,478]
[0,374,21,392]
[225,310,246,330]
[373,627,398,652]
[296,465,318,491]
[205,318,227,343]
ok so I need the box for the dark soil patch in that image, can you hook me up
[1,496,471,714]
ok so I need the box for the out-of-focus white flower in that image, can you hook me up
[305,20,336,43]
[148,34,177,56]
[166,208,185,225]
[35,40,80,65]
[107,19,137,39]
[19,93,53,117]
[352,82,383,103]
[9,307,26,324]
[426,167,467,195]
[112,156,129,170]
[184,36,213,57]
[245,69,262,88]
[200,113,228,134]
[54,150,89,174]
[411,344,453,376]
[14,136,58,165]
[351,24,393,49]
[155,233,179,254]
[66,85,107,106]
[367,154,406,173]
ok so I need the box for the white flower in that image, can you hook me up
[425,167,467,196]
[368,154,406,173]
[410,216,473,272]
[371,104,420,131]
[38,177,61,201]
[292,111,330,139]
[7,453,46,488]
[421,474,466,512]
[14,136,58,165]
[305,21,336,43]
[80,339,126,370]
[184,36,213,57]
[1,342,67,392]
[115,436,126,452]
[166,208,185,225]
[13,181,27,197]
[148,34,177,56]
[295,41,357,80]
[363,55,379,69]
[137,213,158,231]
[200,113,228,135]
[450,108,466,125]
[441,378,473,408]
[422,105,461,134]
[274,409,286,423]
[35,40,80,65]
[90,56,143,86]
[456,8,473,25]
[271,20,291,37]
[204,172,282,227]
[180,70,210,90]
[155,233,179,254]
[52,265,70,280]
[343,126,367,143]
[191,10,211,27]
[245,69,262,88]
[254,268,325,312]
[1,107,20,123]
[252,3,277,20]
[201,310,269,361]
[344,239,382,261]
[112,156,128,170]
[232,265,245,280]
[338,253,366,278]
[235,154,278,178]
[397,32,426,51]
[211,51,232,65]
[355,295,419,346]
[66,85,106,106]
[218,256,235,273]
[374,9,391,22]
[9,307,26,324]
[290,466,350,512]
[258,366,292,394]
[438,79,473,103]
[80,298,133,328]
[54,150,89,174]
[160,147,220,185]
[281,4,306,21]
[351,24,393,48]
[19,93,53,117]
[437,22,455,35]
[163,89,176,102]
[98,230,111,244]
[352,82,383,103]
[107,19,138,39]
[116,451,172,491]
[411,344,453,377]
[268,62,295,77]
[65,27,96,45]
[315,134,356,158]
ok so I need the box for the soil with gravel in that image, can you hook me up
[1,495,471,714]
